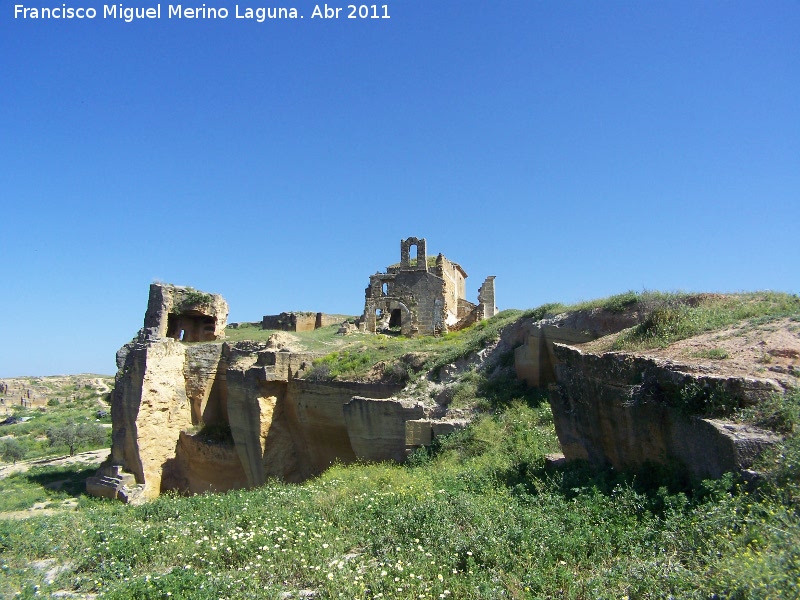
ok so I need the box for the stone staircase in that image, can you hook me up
[85,465,144,504]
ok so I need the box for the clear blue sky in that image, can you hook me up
[1,1,798,377]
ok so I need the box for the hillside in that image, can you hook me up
[1,291,799,598]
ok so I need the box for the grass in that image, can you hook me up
[229,291,800,389]
[222,322,354,350]
[0,377,112,463]
[305,309,540,383]
[4,292,797,596]
[0,464,98,512]
[1,397,799,598]
[692,348,730,360]
[612,291,800,351]
[178,288,214,308]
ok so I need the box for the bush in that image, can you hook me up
[303,363,333,382]
[738,389,800,434]
[46,420,107,456]
[1,438,26,464]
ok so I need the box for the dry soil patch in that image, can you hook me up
[581,317,800,390]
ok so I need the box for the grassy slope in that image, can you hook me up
[1,394,798,598]
[2,291,799,598]
[1,378,112,462]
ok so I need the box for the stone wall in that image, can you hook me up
[110,338,192,498]
[512,309,640,388]
[344,397,425,462]
[432,254,467,324]
[478,276,497,319]
[262,312,342,332]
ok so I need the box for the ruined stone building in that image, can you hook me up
[262,311,342,332]
[362,237,496,336]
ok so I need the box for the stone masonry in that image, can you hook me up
[361,237,497,336]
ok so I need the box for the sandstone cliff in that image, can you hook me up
[92,284,455,500]
[548,344,781,480]
[503,299,791,481]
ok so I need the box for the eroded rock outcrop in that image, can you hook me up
[144,283,229,342]
[110,338,193,496]
[548,343,781,480]
[512,308,640,387]
[91,284,445,500]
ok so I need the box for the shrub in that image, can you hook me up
[46,420,107,456]
[179,288,213,309]
[304,362,333,382]
[196,423,233,444]
[739,388,800,434]
[693,348,730,360]
[1,438,26,464]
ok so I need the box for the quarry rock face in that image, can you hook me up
[548,343,781,479]
[91,284,457,500]
[512,308,640,387]
[344,396,426,462]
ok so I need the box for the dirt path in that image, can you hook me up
[0,448,109,480]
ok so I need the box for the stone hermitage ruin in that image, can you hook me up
[362,236,496,336]
[87,240,791,502]
[87,238,494,501]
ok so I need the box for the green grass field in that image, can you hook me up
[1,393,798,598]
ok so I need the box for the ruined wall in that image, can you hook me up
[478,276,497,319]
[174,431,249,494]
[263,312,315,332]
[363,270,448,336]
[224,375,406,487]
[183,344,226,426]
[285,380,404,472]
[103,331,409,498]
[433,254,467,324]
[316,313,342,329]
[263,312,342,332]
[512,309,640,388]
[96,280,465,501]
[362,237,496,337]
[344,397,425,462]
[400,237,428,270]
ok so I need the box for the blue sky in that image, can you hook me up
[1,1,798,376]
